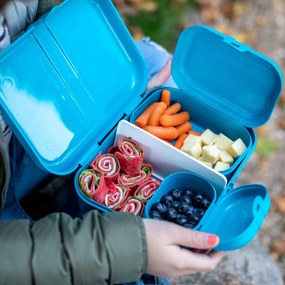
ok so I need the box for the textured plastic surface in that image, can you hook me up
[172,26,283,128]
[201,184,270,251]
[0,0,147,175]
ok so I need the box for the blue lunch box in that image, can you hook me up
[0,0,283,251]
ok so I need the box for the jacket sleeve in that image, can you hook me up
[1,0,56,41]
[0,211,147,285]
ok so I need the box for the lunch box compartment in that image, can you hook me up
[130,87,252,177]
[143,171,217,227]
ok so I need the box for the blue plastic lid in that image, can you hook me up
[172,26,283,128]
[0,0,147,175]
[200,184,270,251]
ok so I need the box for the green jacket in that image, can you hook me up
[0,134,147,285]
[0,2,147,284]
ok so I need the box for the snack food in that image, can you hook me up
[90,153,120,182]
[110,137,144,175]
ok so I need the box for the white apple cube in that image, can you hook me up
[214,133,233,150]
[227,138,247,158]
[219,151,234,165]
[201,145,221,164]
[214,161,230,171]
[181,141,202,158]
[201,129,218,146]
[184,134,202,146]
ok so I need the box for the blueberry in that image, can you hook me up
[161,195,173,207]
[193,192,204,207]
[151,202,168,216]
[172,200,181,210]
[189,214,200,225]
[176,215,188,226]
[149,210,162,220]
[165,207,177,221]
[180,195,192,204]
[201,198,211,209]
[184,222,196,229]
[185,205,195,218]
[182,189,194,198]
[195,208,206,219]
[178,201,190,214]
[169,188,182,200]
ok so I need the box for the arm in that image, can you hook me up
[0,0,55,43]
[0,211,147,285]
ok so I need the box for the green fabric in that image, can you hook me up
[0,211,147,285]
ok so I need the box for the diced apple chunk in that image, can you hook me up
[201,129,218,146]
[219,151,234,165]
[181,141,202,158]
[227,138,247,158]
[184,134,202,146]
[214,133,233,150]
[201,145,221,164]
[214,161,230,171]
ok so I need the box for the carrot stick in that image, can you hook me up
[160,111,190,127]
[161,139,171,144]
[144,126,178,141]
[176,121,192,137]
[188,129,202,136]
[148,102,168,126]
[174,133,188,149]
[163,102,181,115]
[135,102,159,128]
[160,89,171,107]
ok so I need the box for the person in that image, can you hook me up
[0,1,224,284]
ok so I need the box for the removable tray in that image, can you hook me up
[75,121,270,251]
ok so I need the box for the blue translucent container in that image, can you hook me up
[0,0,283,250]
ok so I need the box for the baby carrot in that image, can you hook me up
[176,121,192,137]
[148,102,168,126]
[163,102,181,115]
[135,102,159,128]
[144,126,178,141]
[160,89,171,107]
[188,129,202,136]
[174,133,188,149]
[161,139,171,144]
[160,111,190,127]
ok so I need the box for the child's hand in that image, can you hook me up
[147,58,172,91]
[143,218,224,278]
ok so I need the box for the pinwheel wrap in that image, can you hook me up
[117,163,152,192]
[78,169,109,204]
[113,138,144,175]
[90,153,120,182]
[104,184,129,210]
[134,177,160,202]
[119,197,145,217]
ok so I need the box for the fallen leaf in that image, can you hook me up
[255,15,268,27]
[271,238,285,256]
[278,117,285,130]
[272,196,285,214]
[255,126,268,137]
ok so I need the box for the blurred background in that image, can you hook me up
[111,0,285,282]
[53,0,285,282]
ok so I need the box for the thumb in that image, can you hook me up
[169,224,220,250]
